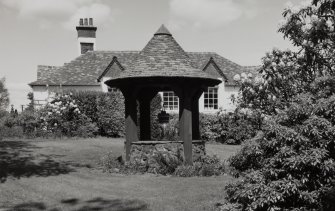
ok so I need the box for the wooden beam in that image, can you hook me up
[124,94,138,161]
[192,90,203,140]
[179,90,193,165]
[138,90,158,141]
[139,98,151,140]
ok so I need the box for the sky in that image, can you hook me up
[0,0,303,109]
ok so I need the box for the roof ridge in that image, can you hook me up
[186,51,216,54]
[93,50,140,53]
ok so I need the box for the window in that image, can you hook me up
[163,91,179,111]
[204,87,218,110]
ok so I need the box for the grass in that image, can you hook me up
[0,138,240,211]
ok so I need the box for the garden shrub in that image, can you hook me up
[71,91,125,137]
[0,125,24,139]
[225,84,335,210]
[222,0,335,207]
[38,93,98,138]
[150,94,163,140]
[100,143,225,177]
[200,110,262,144]
[17,110,39,138]
[0,112,24,139]
[96,92,125,137]
[228,132,264,172]
[71,91,162,138]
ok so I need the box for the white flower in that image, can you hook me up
[302,23,312,31]
[311,15,318,23]
[233,74,241,82]
[326,20,333,30]
[291,5,300,13]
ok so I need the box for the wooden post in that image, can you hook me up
[138,90,157,141]
[192,90,203,140]
[179,90,193,165]
[124,95,138,161]
[139,98,151,140]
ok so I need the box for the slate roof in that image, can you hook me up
[110,25,219,82]
[29,25,251,87]
[29,51,138,86]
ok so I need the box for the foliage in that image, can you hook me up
[175,155,225,177]
[0,77,9,111]
[71,91,123,137]
[224,1,335,210]
[236,0,335,115]
[150,94,163,140]
[228,134,264,173]
[26,92,34,112]
[100,143,224,177]
[226,78,335,210]
[38,93,98,138]
[96,92,125,137]
[0,111,24,139]
[200,110,262,144]
[17,110,39,137]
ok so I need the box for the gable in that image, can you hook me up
[202,57,228,81]
[97,56,124,82]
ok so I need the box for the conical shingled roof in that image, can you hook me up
[108,25,220,82]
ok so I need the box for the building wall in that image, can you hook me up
[221,85,240,112]
[32,85,101,108]
[161,78,239,114]
[32,81,239,112]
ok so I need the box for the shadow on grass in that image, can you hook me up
[8,197,150,211]
[0,140,75,183]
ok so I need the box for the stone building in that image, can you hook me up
[29,18,256,113]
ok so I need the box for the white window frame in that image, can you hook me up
[204,86,218,110]
[162,91,179,111]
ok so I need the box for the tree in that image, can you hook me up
[26,92,35,111]
[0,77,9,111]
[237,0,335,115]
[224,0,335,210]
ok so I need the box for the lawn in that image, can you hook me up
[0,138,240,211]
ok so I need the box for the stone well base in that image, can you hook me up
[129,140,206,161]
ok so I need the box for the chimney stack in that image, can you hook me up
[76,18,97,55]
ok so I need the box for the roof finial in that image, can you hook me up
[154,24,172,36]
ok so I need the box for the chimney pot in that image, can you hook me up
[89,18,93,26]
[79,18,83,26]
[84,18,88,25]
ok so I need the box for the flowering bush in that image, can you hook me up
[224,0,335,210]
[39,93,98,137]
[226,89,335,210]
